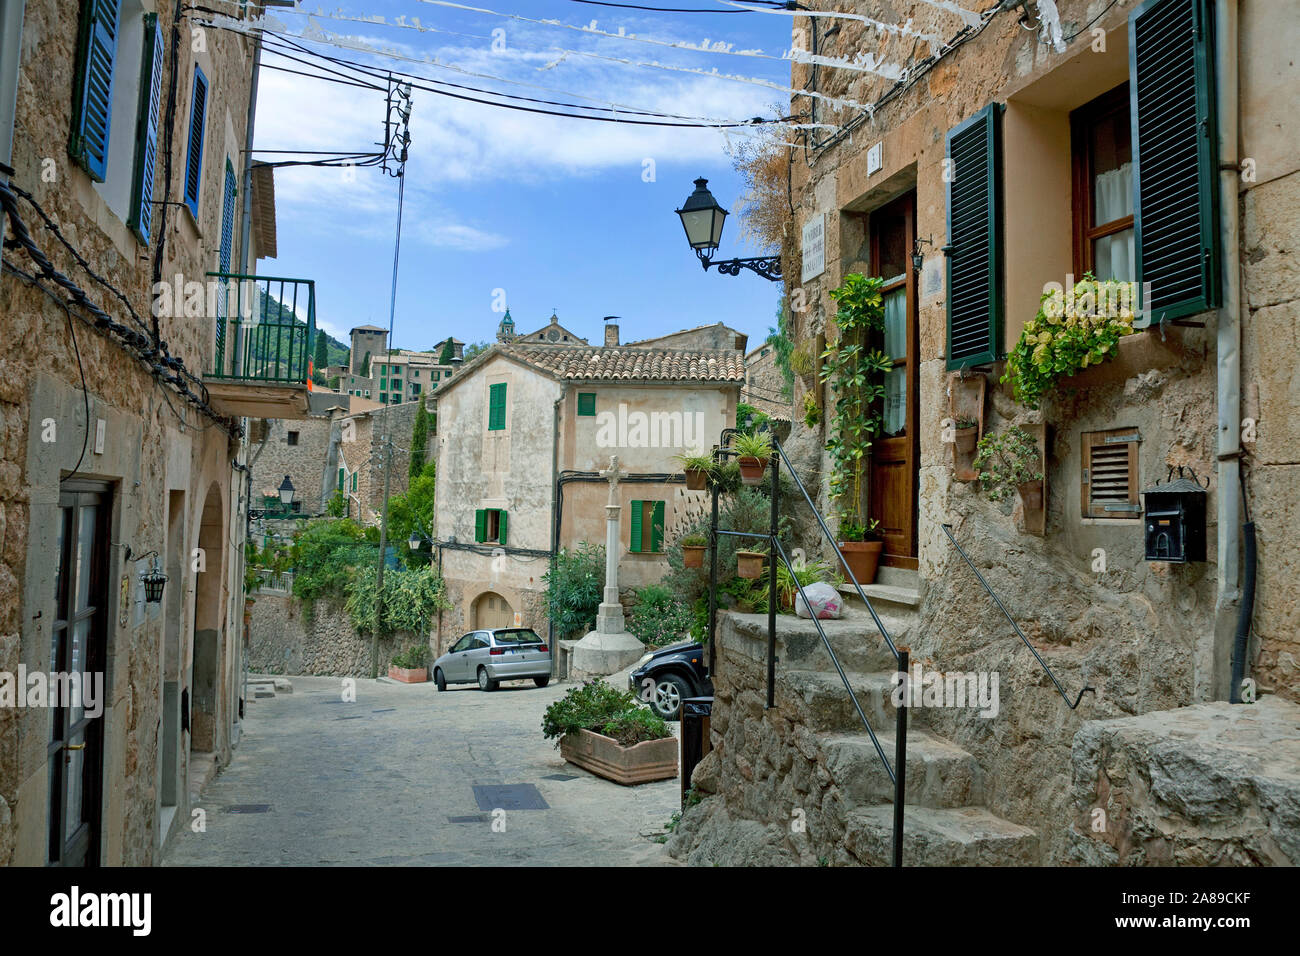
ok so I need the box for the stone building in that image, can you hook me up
[0,1,310,864]
[336,323,458,406]
[670,0,1300,866]
[432,325,744,654]
[741,342,793,422]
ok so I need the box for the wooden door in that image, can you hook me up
[48,481,111,866]
[867,193,919,569]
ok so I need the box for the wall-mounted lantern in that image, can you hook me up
[1141,468,1208,563]
[128,548,168,603]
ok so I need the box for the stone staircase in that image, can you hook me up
[671,568,1038,866]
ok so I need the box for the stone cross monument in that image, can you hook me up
[572,455,647,676]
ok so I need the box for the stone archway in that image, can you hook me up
[472,591,514,630]
[189,483,225,756]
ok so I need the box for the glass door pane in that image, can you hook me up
[882,289,907,436]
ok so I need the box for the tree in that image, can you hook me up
[387,461,437,564]
[409,393,430,479]
[438,339,454,364]
[313,332,329,375]
[463,341,490,361]
[360,352,371,377]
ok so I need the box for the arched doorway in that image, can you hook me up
[472,591,514,630]
[189,484,225,757]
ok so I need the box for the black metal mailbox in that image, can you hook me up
[1141,473,1207,563]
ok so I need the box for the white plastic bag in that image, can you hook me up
[795,581,842,620]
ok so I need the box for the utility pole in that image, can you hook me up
[370,78,413,678]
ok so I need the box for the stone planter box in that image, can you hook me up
[388,665,428,683]
[560,728,678,785]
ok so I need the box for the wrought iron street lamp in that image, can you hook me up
[277,475,295,508]
[675,178,782,282]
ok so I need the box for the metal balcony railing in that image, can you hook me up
[206,272,316,384]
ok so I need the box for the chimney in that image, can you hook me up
[603,316,620,347]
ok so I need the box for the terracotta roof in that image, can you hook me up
[495,344,745,383]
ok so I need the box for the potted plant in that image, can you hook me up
[675,452,715,491]
[770,554,834,610]
[953,417,979,454]
[388,644,430,683]
[973,427,1045,513]
[680,532,708,569]
[731,429,773,486]
[837,513,883,586]
[735,544,768,579]
[543,681,677,785]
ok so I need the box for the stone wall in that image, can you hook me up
[742,345,792,421]
[247,592,420,678]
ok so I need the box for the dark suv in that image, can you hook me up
[628,641,712,720]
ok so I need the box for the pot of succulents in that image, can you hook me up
[836,514,884,586]
[731,429,773,486]
[680,532,708,569]
[954,417,979,454]
[388,644,430,683]
[973,426,1046,514]
[543,681,677,785]
[675,452,715,491]
[735,544,768,579]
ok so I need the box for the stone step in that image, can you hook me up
[843,804,1040,866]
[722,609,908,674]
[836,582,921,614]
[781,669,898,732]
[821,728,985,810]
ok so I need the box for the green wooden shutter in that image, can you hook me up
[183,66,207,218]
[337,468,344,491]
[69,0,121,182]
[127,13,163,244]
[577,393,596,417]
[474,509,486,543]
[350,471,357,492]
[488,383,506,431]
[1130,0,1219,323]
[650,501,665,552]
[629,500,642,553]
[944,102,1003,370]
[497,511,508,545]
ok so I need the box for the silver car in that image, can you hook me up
[433,628,552,692]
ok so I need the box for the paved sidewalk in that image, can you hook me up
[163,675,680,866]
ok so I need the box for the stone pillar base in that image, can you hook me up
[571,629,645,676]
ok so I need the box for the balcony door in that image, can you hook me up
[867,192,919,570]
[48,481,111,866]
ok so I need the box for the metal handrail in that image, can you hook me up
[772,437,901,663]
[940,523,1095,710]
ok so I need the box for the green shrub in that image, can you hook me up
[600,708,670,747]
[291,518,373,607]
[543,542,605,639]
[628,584,693,647]
[346,563,451,636]
[542,680,637,742]
[391,644,431,669]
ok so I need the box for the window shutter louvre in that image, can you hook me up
[127,13,162,243]
[350,472,356,492]
[1130,0,1219,322]
[337,468,344,491]
[488,383,506,431]
[629,500,642,553]
[497,511,508,545]
[1082,429,1142,518]
[183,67,207,218]
[69,0,121,182]
[650,501,665,552]
[475,509,486,543]
[944,102,1003,370]
[577,393,596,417]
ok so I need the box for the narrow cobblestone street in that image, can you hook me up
[163,677,679,866]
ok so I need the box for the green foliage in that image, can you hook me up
[628,584,693,646]
[360,352,371,377]
[326,490,347,518]
[345,563,451,635]
[802,390,822,429]
[313,332,329,375]
[680,533,707,548]
[600,708,671,747]
[822,273,893,522]
[674,451,715,473]
[543,543,606,639]
[391,644,431,669]
[1001,273,1136,409]
[735,402,771,433]
[290,518,373,607]
[765,296,795,401]
[463,341,490,361]
[386,460,437,565]
[731,429,773,460]
[542,680,644,741]
[409,393,431,480]
[767,554,837,609]
[836,515,880,542]
[973,427,1044,502]
[438,339,454,364]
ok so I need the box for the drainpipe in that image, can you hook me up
[1212,0,1241,702]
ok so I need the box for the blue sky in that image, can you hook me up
[250,0,797,353]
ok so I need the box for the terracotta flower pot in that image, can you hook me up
[838,540,883,586]
[560,729,678,785]
[682,544,706,569]
[736,550,766,579]
[388,665,428,684]
[955,426,978,455]
[684,467,710,491]
[737,456,769,485]
[1017,479,1044,512]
